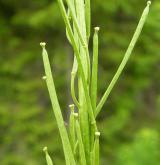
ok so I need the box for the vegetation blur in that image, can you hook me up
[0,0,159,164]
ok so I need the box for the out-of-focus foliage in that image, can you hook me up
[0,0,159,164]
[116,129,159,165]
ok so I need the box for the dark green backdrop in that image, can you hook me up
[0,0,159,164]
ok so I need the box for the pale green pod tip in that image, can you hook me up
[82,44,87,48]
[40,42,46,48]
[43,146,48,153]
[73,113,78,119]
[42,76,47,80]
[69,104,75,108]
[69,104,75,111]
[95,131,100,137]
[94,27,100,32]
[147,1,151,6]
[71,71,76,76]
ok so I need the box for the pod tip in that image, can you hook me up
[147,1,151,6]
[71,71,76,76]
[69,104,75,108]
[43,146,48,152]
[69,104,75,112]
[73,112,78,118]
[94,27,100,32]
[42,76,47,80]
[95,131,101,137]
[40,42,46,48]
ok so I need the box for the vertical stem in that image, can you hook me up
[56,0,96,126]
[67,0,91,82]
[75,0,91,163]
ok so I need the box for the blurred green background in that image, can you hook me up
[0,0,160,164]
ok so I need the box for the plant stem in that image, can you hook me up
[66,0,90,82]
[56,0,96,127]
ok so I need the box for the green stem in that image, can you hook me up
[95,1,151,117]
[75,1,91,163]
[66,0,90,83]
[56,0,96,126]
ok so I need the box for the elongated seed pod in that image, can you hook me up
[69,104,76,151]
[90,27,100,150]
[66,0,91,82]
[91,27,100,113]
[74,113,87,165]
[85,0,91,41]
[96,1,151,116]
[75,0,91,163]
[91,132,100,165]
[56,0,97,128]
[66,9,72,44]
[93,132,100,165]
[71,72,80,108]
[40,43,75,165]
[74,140,78,155]
[43,147,54,165]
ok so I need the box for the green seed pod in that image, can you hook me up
[43,147,53,165]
